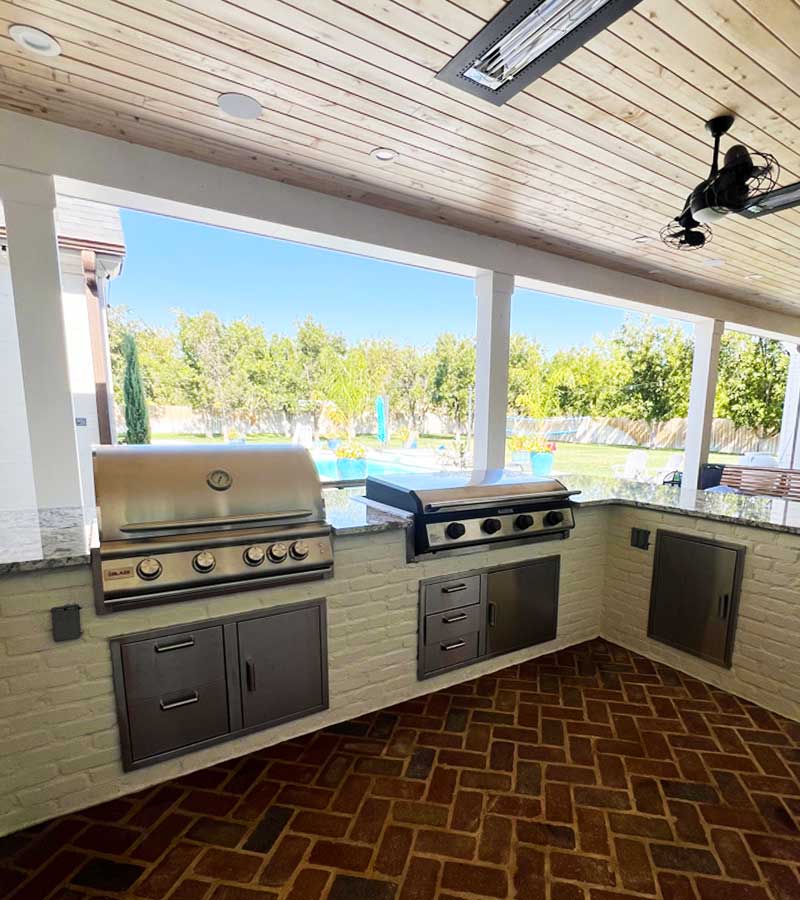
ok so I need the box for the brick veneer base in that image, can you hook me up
[2,639,800,900]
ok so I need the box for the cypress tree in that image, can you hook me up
[122,333,151,444]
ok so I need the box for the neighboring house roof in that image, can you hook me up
[0,196,126,257]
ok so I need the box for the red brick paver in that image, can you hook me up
[2,639,800,899]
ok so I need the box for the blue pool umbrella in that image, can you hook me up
[376,396,388,444]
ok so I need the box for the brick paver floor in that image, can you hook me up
[2,639,800,899]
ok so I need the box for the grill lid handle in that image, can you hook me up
[120,510,314,533]
[423,489,580,511]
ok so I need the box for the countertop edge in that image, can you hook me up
[4,492,800,575]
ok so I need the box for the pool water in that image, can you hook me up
[314,457,426,481]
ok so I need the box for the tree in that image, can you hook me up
[266,334,303,434]
[294,316,346,438]
[508,334,550,418]
[389,346,433,433]
[122,333,151,444]
[321,346,373,438]
[547,346,612,416]
[610,318,693,445]
[430,334,475,435]
[716,334,788,439]
[176,311,231,435]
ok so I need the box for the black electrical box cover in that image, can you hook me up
[51,604,82,642]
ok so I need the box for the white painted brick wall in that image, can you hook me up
[601,505,800,723]
[0,508,605,835]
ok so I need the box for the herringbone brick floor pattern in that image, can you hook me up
[2,640,800,900]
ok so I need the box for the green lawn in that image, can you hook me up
[543,443,738,478]
[151,432,738,479]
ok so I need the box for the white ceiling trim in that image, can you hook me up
[2,110,799,339]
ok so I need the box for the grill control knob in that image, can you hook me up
[482,518,502,535]
[544,510,565,527]
[290,540,310,560]
[445,522,466,540]
[192,550,216,573]
[136,557,162,581]
[515,514,534,530]
[243,545,265,567]
[268,542,288,563]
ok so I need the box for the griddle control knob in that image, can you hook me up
[136,557,162,581]
[482,518,502,535]
[268,542,289,563]
[445,522,466,540]
[515,514,534,530]
[243,545,265,567]
[290,540,309,560]
[192,550,216,573]
[544,510,565,527]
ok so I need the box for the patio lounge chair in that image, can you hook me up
[612,449,649,481]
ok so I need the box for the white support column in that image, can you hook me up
[473,270,514,471]
[683,318,724,491]
[0,166,83,509]
[778,344,800,469]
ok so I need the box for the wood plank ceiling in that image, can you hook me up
[2,0,800,316]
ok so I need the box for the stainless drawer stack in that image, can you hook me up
[420,574,484,676]
[418,557,561,680]
[120,626,230,761]
[111,598,328,770]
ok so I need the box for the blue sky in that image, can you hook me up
[111,210,682,353]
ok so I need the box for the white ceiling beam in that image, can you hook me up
[2,110,799,339]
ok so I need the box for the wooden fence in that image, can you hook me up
[508,416,779,455]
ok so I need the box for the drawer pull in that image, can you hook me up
[245,658,257,692]
[441,640,466,652]
[160,691,199,711]
[154,637,195,653]
[442,613,468,624]
[442,583,468,594]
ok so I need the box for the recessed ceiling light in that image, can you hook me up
[702,258,725,267]
[370,147,398,162]
[217,92,262,120]
[8,24,61,57]
[437,0,643,105]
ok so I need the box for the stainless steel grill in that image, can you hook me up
[366,469,579,560]
[92,444,333,613]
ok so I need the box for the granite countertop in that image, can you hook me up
[4,475,800,575]
[0,507,94,575]
[567,473,800,534]
[323,487,412,535]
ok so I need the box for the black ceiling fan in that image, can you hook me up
[660,115,800,251]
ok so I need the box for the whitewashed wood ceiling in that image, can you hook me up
[2,0,800,314]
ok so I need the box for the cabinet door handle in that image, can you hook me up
[160,691,199,711]
[718,594,731,619]
[245,658,257,692]
[441,640,466,652]
[443,613,468,624]
[442,583,467,594]
[154,637,195,653]
[488,602,497,627]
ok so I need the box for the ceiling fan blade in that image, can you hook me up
[737,180,800,218]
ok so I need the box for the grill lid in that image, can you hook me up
[94,444,325,541]
[367,469,576,512]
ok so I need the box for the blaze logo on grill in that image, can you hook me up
[105,565,134,581]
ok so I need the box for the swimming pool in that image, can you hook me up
[314,456,427,481]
